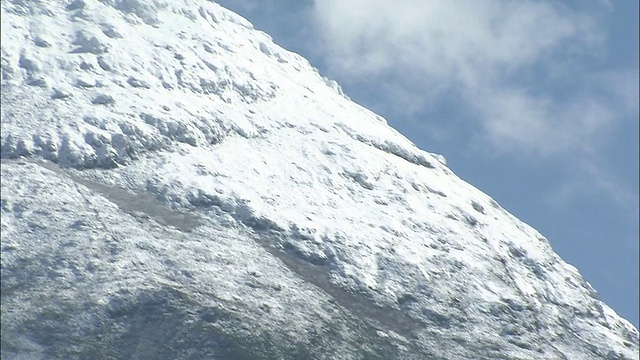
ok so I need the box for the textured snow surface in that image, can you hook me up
[1,1,638,359]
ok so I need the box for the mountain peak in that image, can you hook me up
[1,1,638,359]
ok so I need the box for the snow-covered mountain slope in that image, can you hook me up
[1,1,638,359]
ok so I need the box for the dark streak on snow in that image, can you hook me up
[9,158,426,342]
[23,159,201,232]
[255,232,427,339]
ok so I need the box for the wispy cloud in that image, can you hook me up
[548,156,639,213]
[313,0,596,78]
[309,0,632,156]
[470,86,616,156]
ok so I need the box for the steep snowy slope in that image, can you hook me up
[1,1,638,359]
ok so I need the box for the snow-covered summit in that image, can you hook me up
[1,1,638,359]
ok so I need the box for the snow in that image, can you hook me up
[1,0,638,359]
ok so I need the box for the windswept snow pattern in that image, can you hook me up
[1,1,638,359]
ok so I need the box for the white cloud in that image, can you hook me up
[313,0,596,76]
[310,0,613,156]
[471,86,617,156]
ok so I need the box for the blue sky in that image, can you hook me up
[216,0,639,327]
